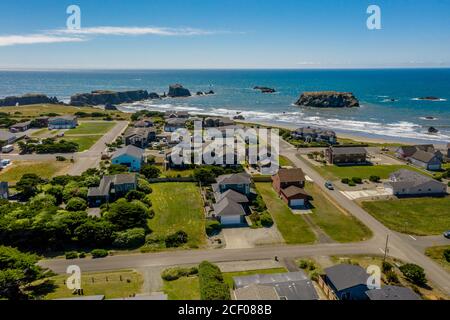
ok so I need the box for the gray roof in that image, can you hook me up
[216,189,249,204]
[234,284,279,300]
[216,173,251,185]
[324,264,369,291]
[88,174,136,197]
[165,118,187,126]
[49,115,77,122]
[112,145,144,159]
[124,127,156,139]
[330,146,367,155]
[409,149,437,163]
[234,271,308,289]
[213,197,246,217]
[366,286,421,300]
[389,169,442,189]
[0,130,16,141]
[11,121,31,128]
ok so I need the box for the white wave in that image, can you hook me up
[411,98,447,102]
[420,117,438,121]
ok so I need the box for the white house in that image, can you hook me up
[111,145,145,172]
[48,115,78,129]
[385,169,447,196]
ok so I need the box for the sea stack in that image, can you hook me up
[295,91,360,108]
[254,86,276,93]
[168,84,191,97]
[70,90,150,106]
[0,93,59,107]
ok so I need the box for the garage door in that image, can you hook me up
[290,199,305,207]
[221,215,242,225]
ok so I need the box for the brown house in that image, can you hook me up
[326,146,367,165]
[272,168,309,207]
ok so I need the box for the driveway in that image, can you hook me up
[340,187,393,200]
[222,227,283,249]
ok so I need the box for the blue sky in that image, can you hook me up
[0,0,450,69]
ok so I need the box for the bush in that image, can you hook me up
[137,178,153,194]
[161,267,198,281]
[444,249,450,263]
[165,230,189,248]
[399,263,427,286]
[78,252,86,258]
[351,177,363,184]
[382,261,394,273]
[140,165,161,179]
[65,251,78,259]
[103,199,150,230]
[348,181,356,187]
[125,190,146,202]
[385,270,399,284]
[205,220,222,236]
[369,175,381,183]
[260,212,274,227]
[113,228,146,249]
[65,197,88,212]
[198,261,230,300]
[91,249,109,259]
[341,178,350,184]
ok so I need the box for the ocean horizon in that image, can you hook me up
[1,68,449,144]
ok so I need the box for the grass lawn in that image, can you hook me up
[425,246,450,273]
[305,183,372,242]
[160,167,195,178]
[315,164,429,181]
[255,183,316,244]
[43,270,143,300]
[163,276,200,300]
[336,137,405,148]
[148,182,206,248]
[0,160,72,183]
[65,121,116,135]
[279,155,294,167]
[222,268,287,289]
[60,135,100,151]
[31,128,49,137]
[362,197,450,235]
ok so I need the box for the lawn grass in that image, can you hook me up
[30,128,49,137]
[362,197,450,235]
[42,269,143,300]
[305,183,372,242]
[279,155,294,167]
[315,164,429,181]
[163,276,200,300]
[255,183,316,244]
[65,121,116,135]
[0,160,72,183]
[222,268,287,289]
[148,183,206,248]
[60,135,100,151]
[425,246,450,273]
[160,167,195,178]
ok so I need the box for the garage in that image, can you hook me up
[280,186,309,208]
[221,215,243,225]
[289,199,305,207]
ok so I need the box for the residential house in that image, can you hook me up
[123,127,156,148]
[395,145,435,159]
[204,117,235,128]
[385,169,447,196]
[0,182,9,200]
[292,127,337,144]
[164,111,190,119]
[365,286,421,300]
[48,115,78,129]
[407,150,442,171]
[133,119,154,128]
[212,173,251,196]
[87,174,137,207]
[233,271,319,301]
[322,264,370,300]
[0,130,17,146]
[213,197,247,225]
[272,168,309,207]
[164,118,187,132]
[326,146,368,165]
[111,145,145,172]
[33,116,50,128]
[10,121,31,132]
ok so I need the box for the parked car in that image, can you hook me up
[325,181,334,190]
[444,231,450,239]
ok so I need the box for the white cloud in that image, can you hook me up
[56,26,217,36]
[0,34,85,47]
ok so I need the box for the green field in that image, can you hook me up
[43,270,143,300]
[279,155,294,167]
[163,276,200,300]
[61,135,100,151]
[0,160,72,183]
[255,183,316,244]
[362,197,450,235]
[148,183,206,248]
[425,246,450,273]
[315,164,429,181]
[66,121,116,135]
[305,183,372,242]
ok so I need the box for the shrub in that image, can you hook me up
[65,197,88,212]
[348,181,356,187]
[351,177,363,184]
[165,230,189,248]
[198,261,230,300]
[298,260,309,269]
[125,190,146,202]
[161,267,198,281]
[78,252,86,258]
[113,228,146,249]
[385,270,399,284]
[341,178,350,184]
[444,249,450,263]
[260,212,274,227]
[399,263,427,286]
[91,249,109,259]
[103,199,150,230]
[140,165,161,179]
[65,251,78,259]
[382,261,394,273]
[369,175,381,183]
[137,178,153,194]
[310,272,320,281]
[205,220,222,236]
[56,156,66,162]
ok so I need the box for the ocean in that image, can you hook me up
[0,69,449,143]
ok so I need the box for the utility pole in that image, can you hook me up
[383,234,389,263]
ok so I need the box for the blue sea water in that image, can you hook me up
[0,69,449,143]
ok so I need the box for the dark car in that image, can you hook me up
[325,181,334,190]
[444,231,450,239]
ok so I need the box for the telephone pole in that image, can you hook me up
[383,234,389,263]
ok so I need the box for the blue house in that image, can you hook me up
[111,145,145,172]
[323,264,370,300]
[48,115,78,129]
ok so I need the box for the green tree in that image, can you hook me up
[399,263,427,286]
[444,249,450,263]
[140,164,161,179]
[16,174,44,200]
[74,220,115,247]
[66,197,88,212]
[112,228,146,249]
[103,199,150,230]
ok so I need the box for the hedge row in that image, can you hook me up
[198,261,230,300]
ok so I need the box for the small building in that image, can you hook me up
[10,121,31,132]
[323,264,370,300]
[365,285,421,301]
[87,174,137,207]
[111,145,145,172]
[0,182,9,199]
[385,169,447,197]
[292,127,337,144]
[213,197,247,225]
[395,145,435,159]
[212,173,252,196]
[407,150,442,171]
[133,118,154,128]
[272,168,309,207]
[48,115,78,129]
[0,130,17,147]
[204,117,235,128]
[124,127,156,148]
[164,118,187,132]
[326,146,367,165]
[164,111,190,119]
[33,116,50,128]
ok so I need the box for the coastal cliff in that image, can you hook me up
[70,90,158,106]
[295,91,360,108]
[0,94,59,107]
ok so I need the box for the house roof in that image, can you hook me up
[365,286,421,301]
[112,145,144,159]
[165,118,187,126]
[234,271,308,289]
[324,264,369,291]
[11,121,31,128]
[88,174,137,197]
[213,197,246,217]
[388,169,442,190]
[49,115,77,122]
[274,168,305,183]
[124,127,156,139]
[216,173,251,185]
[216,189,249,204]
[409,150,437,163]
[295,127,336,137]
[281,186,309,199]
[330,146,367,155]
[234,284,279,300]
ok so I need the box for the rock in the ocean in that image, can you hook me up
[295,91,360,108]
[418,96,441,101]
[233,115,245,120]
[70,90,150,106]
[428,126,439,134]
[148,92,161,99]
[254,86,276,93]
[168,84,191,98]
[0,94,59,107]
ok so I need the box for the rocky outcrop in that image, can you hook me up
[196,90,215,96]
[254,86,276,93]
[168,84,191,98]
[295,91,360,108]
[418,96,441,101]
[148,92,161,99]
[0,93,59,107]
[428,126,439,134]
[70,90,150,106]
